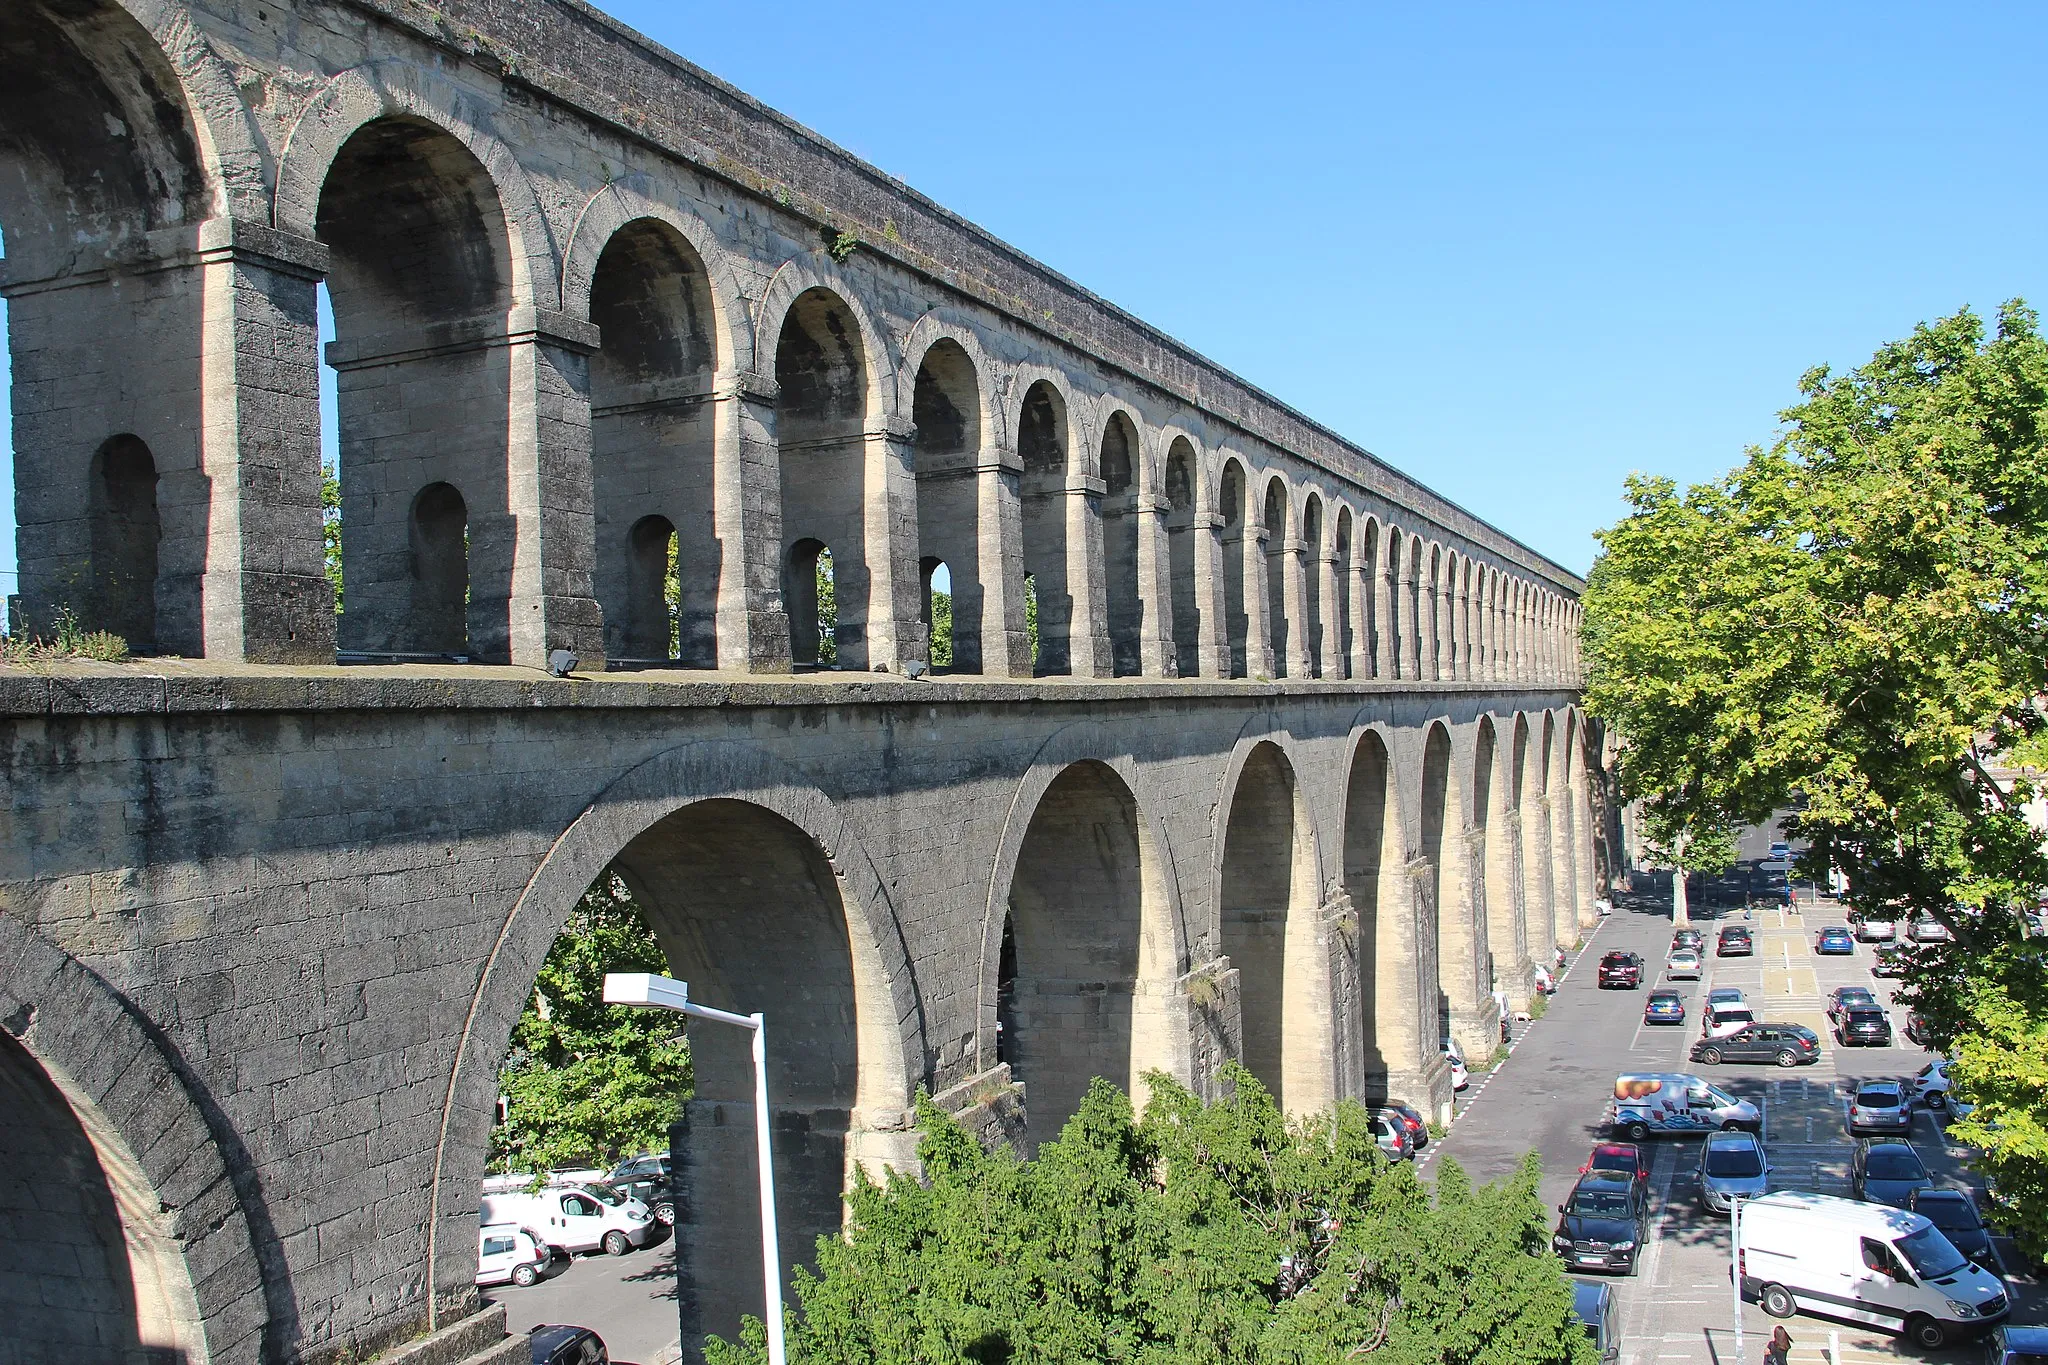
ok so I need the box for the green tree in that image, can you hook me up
[706,1068,1591,1365]
[490,870,691,1174]
[928,588,953,669]
[817,549,838,667]
[1583,301,2048,1251]
[322,463,343,614]
[1023,573,1039,669]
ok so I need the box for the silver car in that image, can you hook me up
[1697,1130,1769,1213]
[1848,1079,1913,1136]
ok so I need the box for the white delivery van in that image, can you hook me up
[480,1185,656,1258]
[1737,1191,2008,1349]
[1610,1073,1761,1139]
[476,1222,549,1288]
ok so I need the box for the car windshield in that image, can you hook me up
[1918,1196,1980,1230]
[1846,1009,1885,1024]
[1704,1146,1763,1178]
[1894,1224,1969,1280]
[1571,1189,1631,1217]
[1858,1086,1903,1107]
[1864,1148,1927,1180]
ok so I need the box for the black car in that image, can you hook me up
[1909,1188,2003,1275]
[1851,1139,1933,1208]
[1717,925,1754,957]
[606,1154,675,1227]
[1835,1005,1892,1047]
[1551,1173,1648,1275]
[1690,1023,1820,1068]
[1597,951,1643,989]
[531,1325,608,1365]
[1672,928,1704,953]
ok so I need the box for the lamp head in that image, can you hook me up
[602,972,690,1012]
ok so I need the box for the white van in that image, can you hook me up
[1737,1191,2008,1349]
[476,1223,549,1288]
[480,1185,656,1258]
[1610,1073,1761,1139]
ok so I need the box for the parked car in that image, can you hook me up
[1698,1129,1770,1214]
[1851,1139,1934,1208]
[1598,951,1644,989]
[1552,1173,1649,1275]
[1826,986,1879,1023]
[1816,926,1856,955]
[1847,1080,1913,1136]
[1872,945,1908,978]
[1981,1324,2048,1363]
[530,1325,609,1365]
[1904,1011,1932,1047]
[1672,928,1704,953]
[1666,948,1703,980]
[1837,1005,1894,1048]
[1443,1041,1469,1091]
[1644,989,1686,1025]
[1691,1023,1821,1068]
[1718,925,1754,957]
[1855,915,1899,943]
[478,1223,551,1288]
[1910,918,1954,944]
[1707,986,1746,1010]
[1580,1141,1650,1185]
[1533,963,1557,994]
[1909,1188,2002,1276]
[1371,1108,1412,1161]
[1768,840,1791,861]
[1569,1278,1620,1364]
[1702,1002,1758,1038]
[1913,1059,1955,1110]
[1376,1100,1429,1151]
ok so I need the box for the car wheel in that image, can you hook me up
[1719,1119,1743,1131]
[1760,1284,1797,1319]
[511,1262,539,1288]
[1905,1314,1949,1350]
[603,1230,632,1257]
[1926,1091,1948,1111]
[654,1200,676,1227]
[1699,1046,1722,1065]
[1626,1121,1650,1142]
[1775,1049,1800,1068]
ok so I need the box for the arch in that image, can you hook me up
[1407,535,1429,681]
[1219,457,1251,677]
[1341,726,1417,1101]
[274,60,556,306]
[406,482,470,656]
[1017,375,1077,675]
[1160,433,1202,679]
[1425,543,1446,681]
[907,333,987,672]
[87,434,161,651]
[1332,504,1355,679]
[1301,493,1326,677]
[1475,716,1528,1009]
[1215,739,1333,1113]
[754,257,900,423]
[560,179,747,369]
[1421,722,1487,1064]
[1101,410,1147,677]
[585,216,721,665]
[769,283,882,670]
[432,741,920,1339]
[784,538,833,668]
[0,912,268,1364]
[1259,475,1292,677]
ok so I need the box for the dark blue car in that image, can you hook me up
[1643,989,1685,1025]
[1816,926,1856,955]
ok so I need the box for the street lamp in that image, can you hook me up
[603,972,785,1365]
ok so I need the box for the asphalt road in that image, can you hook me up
[485,1233,680,1365]
[1421,887,2043,1364]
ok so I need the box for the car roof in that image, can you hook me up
[1913,1188,1969,1206]
[1576,1170,1636,1190]
[1706,1129,1759,1148]
[1999,1325,2048,1349]
[1569,1278,1611,1321]
[1856,1078,1902,1091]
[1649,988,1682,998]
[530,1325,597,1351]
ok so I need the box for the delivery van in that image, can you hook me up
[1610,1073,1761,1139]
[479,1184,657,1258]
[1736,1191,2008,1349]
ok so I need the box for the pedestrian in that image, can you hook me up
[1763,1324,1792,1365]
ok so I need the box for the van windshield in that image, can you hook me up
[1894,1225,1968,1281]
[575,1183,623,1206]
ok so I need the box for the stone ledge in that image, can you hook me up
[0,658,1583,718]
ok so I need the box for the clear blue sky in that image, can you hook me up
[6,2,2047,586]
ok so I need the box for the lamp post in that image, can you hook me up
[1730,1191,1747,1365]
[603,972,785,1365]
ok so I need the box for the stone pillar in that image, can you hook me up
[1191,511,1232,677]
[974,442,1031,677]
[1394,555,1415,680]
[710,368,793,671]
[1317,549,1344,678]
[1451,575,1470,680]
[1550,782,1580,947]
[1280,536,1313,678]
[1244,523,1274,678]
[1347,556,1373,681]
[1521,794,1557,968]
[504,304,608,670]
[1066,476,1114,677]
[1416,567,1437,681]
[1434,571,1454,682]
[1374,553,1396,679]
[859,415,926,673]
[1492,810,1534,1009]
[1134,490,1176,676]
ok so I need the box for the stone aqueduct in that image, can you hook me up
[0,0,1611,1361]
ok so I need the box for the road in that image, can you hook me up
[1422,885,2042,1364]
[485,1233,680,1365]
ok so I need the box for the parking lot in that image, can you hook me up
[1422,886,2041,1364]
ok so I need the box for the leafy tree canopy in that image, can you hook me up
[1583,301,2048,1249]
[707,1068,1592,1365]
[489,871,691,1175]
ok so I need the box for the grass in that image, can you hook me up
[2,608,130,665]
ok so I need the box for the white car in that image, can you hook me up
[477,1222,549,1288]
[1533,964,1557,995]
[1443,1039,1470,1091]
[1666,948,1703,980]
[1911,1059,1970,1117]
[1908,918,1952,944]
[1855,917,1898,943]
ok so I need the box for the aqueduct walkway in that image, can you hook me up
[0,1,1601,1360]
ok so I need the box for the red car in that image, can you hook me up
[1579,1141,1650,1185]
